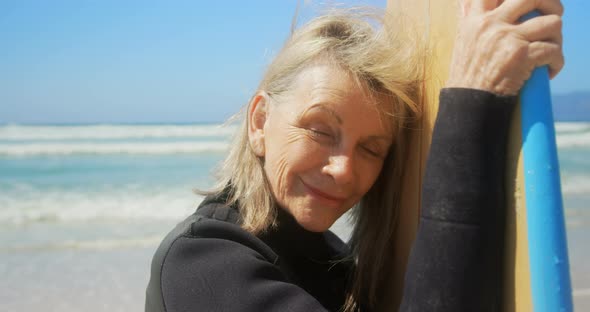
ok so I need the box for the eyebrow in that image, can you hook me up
[298,103,343,125]
[298,103,393,142]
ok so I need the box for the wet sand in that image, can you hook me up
[0,217,588,311]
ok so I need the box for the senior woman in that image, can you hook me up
[146,0,564,311]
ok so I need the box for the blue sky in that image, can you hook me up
[0,0,587,124]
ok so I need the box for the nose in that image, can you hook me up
[322,154,355,186]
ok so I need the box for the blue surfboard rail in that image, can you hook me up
[520,11,573,312]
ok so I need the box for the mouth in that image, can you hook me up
[300,179,346,206]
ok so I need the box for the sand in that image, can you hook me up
[1,217,587,311]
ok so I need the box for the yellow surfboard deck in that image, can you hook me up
[383,1,532,310]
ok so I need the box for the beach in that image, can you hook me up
[1,123,589,311]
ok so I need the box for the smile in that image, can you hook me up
[300,179,346,206]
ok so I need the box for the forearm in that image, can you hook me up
[399,88,516,311]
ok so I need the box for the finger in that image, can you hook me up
[516,14,562,45]
[497,0,564,23]
[528,41,565,79]
[466,0,499,14]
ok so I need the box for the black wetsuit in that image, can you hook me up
[145,88,516,311]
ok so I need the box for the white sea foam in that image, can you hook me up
[1,136,585,156]
[0,187,204,225]
[2,123,586,139]
[573,288,590,297]
[0,124,237,141]
[0,141,228,156]
[4,173,582,227]
[2,123,589,149]
[555,122,590,134]
[556,131,590,148]
[561,174,590,195]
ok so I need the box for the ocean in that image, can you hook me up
[1,123,589,310]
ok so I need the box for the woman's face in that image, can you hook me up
[250,64,393,232]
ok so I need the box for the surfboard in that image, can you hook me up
[519,12,573,312]
[382,1,572,310]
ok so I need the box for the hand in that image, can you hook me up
[446,0,564,96]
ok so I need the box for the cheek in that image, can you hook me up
[264,130,327,197]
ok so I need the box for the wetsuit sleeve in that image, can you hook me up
[399,88,517,311]
[147,218,330,312]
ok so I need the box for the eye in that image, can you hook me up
[304,122,338,144]
[309,128,334,140]
[362,146,380,157]
[360,143,385,159]
[310,128,330,136]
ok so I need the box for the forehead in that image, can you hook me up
[286,64,394,131]
[293,64,362,100]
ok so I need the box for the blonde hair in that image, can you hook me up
[207,7,425,311]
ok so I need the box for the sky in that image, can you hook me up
[0,0,588,124]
